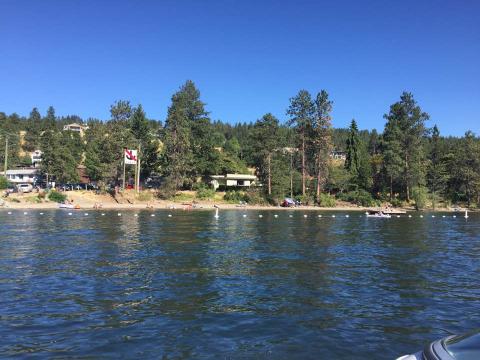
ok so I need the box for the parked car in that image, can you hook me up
[397,330,480,360]
[17,183,33,193]
[281,198,296,207]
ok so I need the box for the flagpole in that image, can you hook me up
[134,155,137,193]
[137,144,141,194]
[122,148,126,191]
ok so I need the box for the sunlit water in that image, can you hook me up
[0,210,479,359]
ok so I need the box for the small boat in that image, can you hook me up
[366,210,391,218]
[58,203,79,209]
[58,203,74,209]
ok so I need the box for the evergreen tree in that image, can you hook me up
[287,90,314,196]
[110,100,132,124]
[162,82,195,189]
[252,113,280,196]
[448,131,480,206]
[382,118,403,200]
[427,125,448,209]
[44,106,56,130]
[345,119,360,175]
[311,90,333,199]
[40,130,79,183]
[129,104,150,142]
[24,107,42,151]
[383,92,429,201]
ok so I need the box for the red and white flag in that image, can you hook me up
[124,149,138,164]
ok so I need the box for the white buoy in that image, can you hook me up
[318,214,322,218]
[289,214,293,218]
[442,215,446,218]
[303,214,308,218]
[465,210,469,219]
[101,213,105,216]
[408,215,412,218]
[23,212,27,215]
[117,213,121,217]
[397,215,400,218]
[453,215,456,218]
[84,213,88,216]
[259,214,263,218]
[7,211,12,215]
[420,215,424,218]
[151,214,155,217]
[345,215,349,218]
[365,211,369,215]
[242,214,247,218]
[432,215,435,218]
[332,215,336,218]
[134,214,138,217]
[274,214,278,218]
[39,212,44,215]
[168,214,172,217]
[68,212,72,216]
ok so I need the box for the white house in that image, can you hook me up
[210,174,259,190]
[330,150,347,160]
[31,150,43,167]
[1,168,39,184]
[63,123,89,137]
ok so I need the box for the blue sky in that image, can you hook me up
[0,0,479,135]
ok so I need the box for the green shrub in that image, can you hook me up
[25,195,41,203]
[48,190,67,203]
[295,194,314,206]
[318,193,336,207]
[224,190,247,203]
[196,186,216,200]
[412,186,428,210]
[390,197,404,208]
[157,176,177,199]
[337,189,377,207]
[244,189,267,205]
[0,176,8,190]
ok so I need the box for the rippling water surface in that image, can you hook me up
[1,210,479,359]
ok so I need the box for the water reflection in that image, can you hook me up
[0,210,479,359]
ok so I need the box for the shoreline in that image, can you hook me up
[0,190,472,212]
[0,201,469,212]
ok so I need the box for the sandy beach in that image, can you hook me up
[0,190,462,212]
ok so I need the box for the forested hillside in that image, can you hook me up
[1,80,479,208]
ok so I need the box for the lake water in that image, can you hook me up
[0,210,479,359]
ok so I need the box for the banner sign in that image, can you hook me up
[124,149,138,164]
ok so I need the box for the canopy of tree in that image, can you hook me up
[1,84,479,207]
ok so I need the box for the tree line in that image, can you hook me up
[1,80,479,208]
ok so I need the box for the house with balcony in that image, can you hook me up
[210,173,259,190]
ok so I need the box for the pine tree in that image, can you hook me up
[382,118,403,200]
[287,90,314,196]
[44,106,56,130]
[427,125,448,209]
[383,92,429,201]
[311,90,333,199]
[162,82,195,189]
[110,100,132,124]
[252,113,280,196]
[24,107,42,152]
[345,119,360,175]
